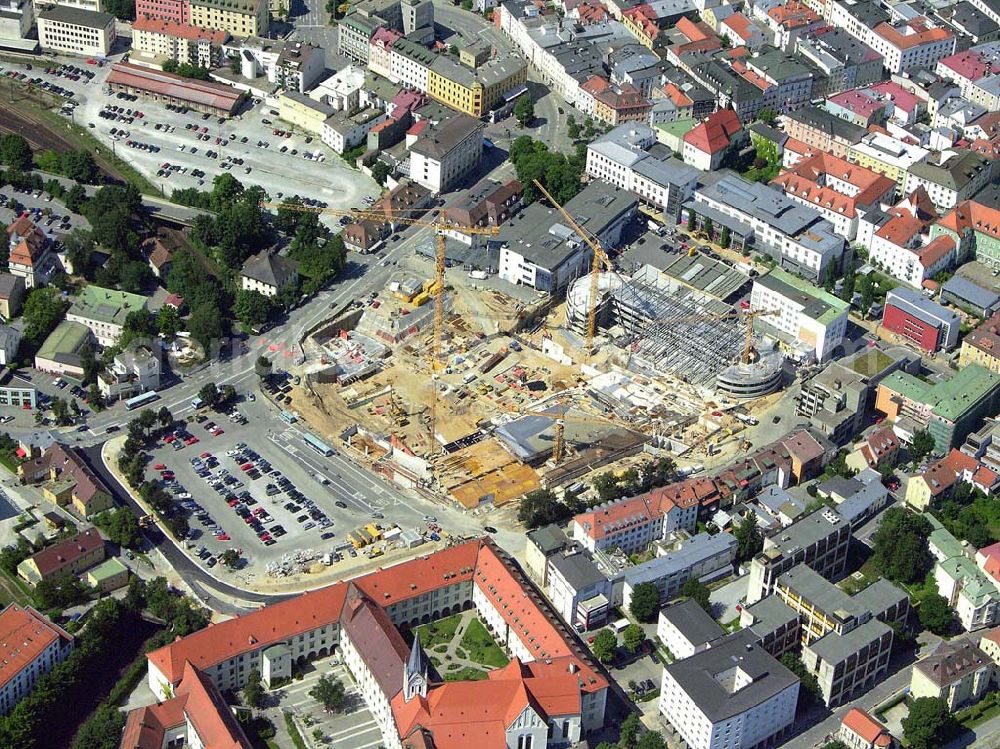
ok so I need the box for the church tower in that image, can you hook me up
[403,633,429,702]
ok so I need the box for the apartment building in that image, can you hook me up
[99,344,161,403]
[904,149,994,213]
[409,115,483,194]
[65,285,148,348]
[860,200,956,291]
[657,598,725,661]
[781,105,867,160]
[442,178,522,242]
[746,507,851,604]
[849,133,930,191]
[188,0,266,38]
[37,6,114,58]
[586,124,700,222]
[427,54,527,119]
[0,605,73,716]
[135,0,188,24]
[750,269,850,363]
[688,173,846,282]
[16,529,106,584]
[960,309,1000,373]
[622,532,737,610]
[0,216,51,290]
[659,630,799,749]
[866,17,956,75]
[681,109,744,172]
[739,595,801,657]
[794,28,883,95]
[931,198,1000,269]
[910,639,994,710]
[875,365,1000,454]
[837,709,895,749]
[131,17,228,69]
[546,546,612,630]
[240,251,299,297]
[931,517,1000,630]
[802,619,893,707]
[0,0,35,45]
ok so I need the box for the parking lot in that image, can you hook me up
[0,181,91,237]
[0,58,380,227]
[277,657,381,749]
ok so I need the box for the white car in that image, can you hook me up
[248,393,256,402]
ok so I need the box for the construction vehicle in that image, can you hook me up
[260,200,500,446]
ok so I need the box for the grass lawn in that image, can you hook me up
[414,613,463,649]
[460,619,509,669]
[444,666,489,682]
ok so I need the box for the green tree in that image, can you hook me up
[719,226,731,249]
[618,713,641,749]
[681,577,712,614]
[634,731,665,749]
[221,549,240,567]
[779,652,820,707]
[902,697,956,749]
[910,429,936,464]
[199,383,220,407]
[0,133,32,170]
[372,161,391,186]
[234,289,274,327]
[93,507,141,549]
[71,703,126,749]
[687,208,697,232]
[514,96,535,126]
[756,107,777,125]
[702,217,714,240]
[63,229,95,279]
[157,406,173,429]
[917,592,954,635]
[310,674,347,713]
[517,488,583,529]
[64,184,87,213]
[622,623,644,654]
[79,343,99,386]
[22,287,68,346]
[592,629,617,663]
[158,305,181,338]
[255,355,273,379]
[629,582,661,622]
[733,515,764,562]
[243,668,264,708]
[189,301,224,350]
[821,742,848,749]
[871,508,932,584]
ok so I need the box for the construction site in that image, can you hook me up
[277,183,793,511]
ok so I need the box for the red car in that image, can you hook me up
[218,534,231,542]
[185,436,200,445]
[153,463,166,470]
[240,462,253,471]
[212,428,224,436]
[164,435,176,443]
[200,451,212,458]
[161,471,175,479]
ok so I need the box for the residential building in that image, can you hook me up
[16,529,106,584]
[144,540,609,748]
[426,55,528,119]
[770,152,896,241]
[930,516,1000,630]
[135,0,188,24]
[99,344,161,403]
[65,285,148,348]
[240,251,299,297]
[106,62,242,116]
[442,178,522,243]
[586,124,700,223]
[188,0,266,37]
[838,708,895,749]
[338,12,379,63]
[904,149,994,213]
[795,28,883,95]
[0,605,73,716]
[84,557,128,593]
[658,630,799,749]
[546,545,612,630]
[409,115,484,194]
[876,365,1000,454]
[750,269,849,363]
[33,321,94,379]
[143,238,174,279]
[781,105,866,160]
[746,507,851,604]
[274,40,324,92]
[495,181,636,295]
[818,469,892,529]
[525,524,570,586]
[37,6,115,56]
[0,326,20,367]
[866,17,956,75]
[681,109,745,172]
[905,448,997,510]
[845,427,901,474]
[960,309,1000,373]
[931,199,1000,269]
[657,598,724,660]
[980,627,1000,665]
[582,77,652,126]
[882,287,960,353]
[910,639,994,710]
[688,173,846,282]
[322,107,389,153]
[131,17,228,68]
[739,595,800,657]
[801,617,893,708]
[19,445,114,519]
[849,133,930,191]
[278,89,335,135]
[622,532,737,610]
[0,273,24,320]
[6,215,57,289]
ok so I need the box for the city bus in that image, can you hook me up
[280,410,298,424]
[303,430,333,457]
[124,390,160,411]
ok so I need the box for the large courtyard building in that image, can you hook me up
[144,540,608,749]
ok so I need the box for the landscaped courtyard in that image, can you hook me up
[414,610,509,681]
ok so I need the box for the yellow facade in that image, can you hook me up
[848,148,904,188]
[277,92,328,135]
[777,584,839,644]
[189,0,266,38]
[621,13,655,48]
[427,63,527,119]
[959,340,1000,374]
[904,476,933,510]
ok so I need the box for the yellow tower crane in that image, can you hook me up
[260,200,500,444]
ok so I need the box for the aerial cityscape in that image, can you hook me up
[0,0,999,745]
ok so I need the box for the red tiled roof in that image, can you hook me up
[24,529,104,579]
[827,90,885,120]
[918,235,955,269]
[722,12,754,40]
[0,605,72,692]
[938,49,989,81]
[981,542,1000,582]
[107,63,241,113]
[120,695,188,749]
[683,109,742,154]
[842,708,893,747]
[937,200,1000,241]
[676,15,710,42]
[867,81,920,114]
[767,1,819,29]
[132,16,228,43]
[177,662,252,749]
[873,17,953,50]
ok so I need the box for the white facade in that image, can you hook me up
[410,121,483,194]
[657,608,713,661]
[750,273,848,361]
[388,46,430,91]
[37,8,115,57]
[866,22,956,75]
[0,609,72,716]
[0,0,34,40]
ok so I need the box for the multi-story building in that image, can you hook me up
[931,516,1000,630]
[409,114,483,194]
[960,309,1000,373]
[795,28,883,95]
[586,123,700,223]
[781,105,867,160]
[866,17,956,75]
[0,605,73,716]
[495,181,636,295]
[849,133,930,191]
[802,618,893,707]
[739,596,801,657]
[882,287,960,353]
[681,109,744,172]
[657,598,725,661]
[931,199,1000,269]
[688,173,846,282]
[622,532,738,610]
[188,0,266,38]
[427,55,528,119]
[65,285,148,348]
[860,197,956,291]
[322,107,388,154]
[750,269,850,362]
[546,545,612,630]
[98,344,161,403]
[442,178,522,243]
[770,152,896,241]
[33,321,93,379]
[135,0,189,24]
[144,540,609,748]
[746,507,851,604]
[904,149,994,213]
[240,251,299,297]
[659,630,799,749]
[16,529,106,583]
[337,12,379,63]
[875,365,1000,454]
[910,639,994,710]
[131,17,228,69]
[0,0,35,45]
[37,6,115,58]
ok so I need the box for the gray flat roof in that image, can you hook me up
[942,276,1000,310]
[744,595,798,634]
[660,598,724,647]
[38,5,114,26]
[624,532,736,586]
[778,564,864,620]
[664,629,799,723]
[762,508,848,559]
[806,618,891,664]
[526,524,568,555]
[549,550,607,590]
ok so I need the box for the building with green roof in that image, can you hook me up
[66,285,147,348]
[34,321,94,379]
[84,557,129,593]
[876,365,1000,453]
